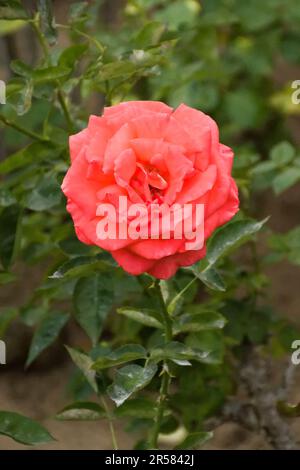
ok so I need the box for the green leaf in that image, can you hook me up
[26,311,69,367]
[56,402,105,421]
[0,204,21,269]
[174,311,226,334]
[0,1,27,20]
[191,265,226,292]
[0,307,18,338]
[11,60,71,82]
[92,344,147,370]
[107,363,157,407]
[37,0,57,45]
[50,253,116,279]
[74,274,114,345]
[25,174,62,211]
[117,307,163,329]
[66,346,98,393]
[270,141,295,166]
[0,188,16,207]
[6,78,33,115]
[99,61,136,81]
[175,431,213,450]
[150,341,211,364]
[115,398,156,419]
[206,218,268,266]
[58,44,88,69]
[272,167,300,194]
[0,411,54,445]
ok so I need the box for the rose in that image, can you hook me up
[62,101,239,279]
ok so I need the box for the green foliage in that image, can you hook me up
[0,411,54,446]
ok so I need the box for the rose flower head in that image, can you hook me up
[62,101,239,279]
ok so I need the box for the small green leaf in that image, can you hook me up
[150,341,211,364]
[66,346,97,393]
[0,204,21,269]
[175,431,213,450]
[191,265,226,292]
[59,44,88,69]
[174,311,226,334]
[92,344,147,370]
[25,174,61,211]
[107,363,157,407]
[99,61,136,81]
[115,398,157,419]
[206,218,268,266]
[117,307,163,329]
[56,402,105,421]
[74,274,114,345]
[11,60,71,82]
[37,0,57,45]
[270,141,295,166]
[0,143,52,175]
[0,411,54,445]
[272,167,300,194]
[26,311,69,367]
[50,253,116,279]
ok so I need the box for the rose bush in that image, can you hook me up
[62,101,239,278]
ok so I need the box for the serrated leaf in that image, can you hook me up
[191,265,226,292]
[56,402,105,421]
[74,274,114,345]
[11,60,71,82]
[174,311,226,334]
[26,311,69,367]
[206,218,268,266]
[58,44,88,69]
[150,341,211,364]
[0,411,54,445]
[175,431,213,450]
[117,307,163,329]
[66,346,97,393]
[92,344,147,370]
[107,363,157,407]
[50,253,116,279]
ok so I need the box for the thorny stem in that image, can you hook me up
[100,395,119,450]
[149,280,173,449]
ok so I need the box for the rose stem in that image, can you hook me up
[100,394,119,450]
[149,279,173,449]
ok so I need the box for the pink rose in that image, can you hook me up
[62,101,239,279]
